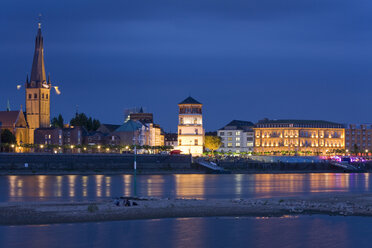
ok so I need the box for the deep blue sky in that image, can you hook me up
[1,0,371,131]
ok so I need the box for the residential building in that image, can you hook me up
[217,120,254,153]
[345,124,372,154]
[176,96,204,156]
[165,133,178,147]
[34,126,84,147]
[254,119,345,155]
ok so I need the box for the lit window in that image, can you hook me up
[236,131,240,135]
[179,139,182,145]
[195,139,198,145]
[227,143,232,147]
[236,143,240,147]
[236,137,240,141]
[228,137,232,141]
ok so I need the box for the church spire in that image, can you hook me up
[30,21,46,86]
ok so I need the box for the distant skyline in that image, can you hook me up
[1,0,372,131]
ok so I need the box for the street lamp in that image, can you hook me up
[133,133,138,197]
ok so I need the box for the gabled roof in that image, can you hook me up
[179,96,201,105]
[99,124,121,133]
[0,110,27,128]
[219,120,254,131]
[114,120,143,132]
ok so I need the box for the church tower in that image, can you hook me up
[177,96,204,156]
[25,22,51,143]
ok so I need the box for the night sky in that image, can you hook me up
[1,0,371,132]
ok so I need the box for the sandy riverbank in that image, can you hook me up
[2,194,372,225]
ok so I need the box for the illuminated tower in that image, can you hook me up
[25,22,51,143]
[177,96,204,156]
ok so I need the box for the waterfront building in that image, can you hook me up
[34,126,83,147]
[345,124,372,155]
[128,107,153,123]
[25,23,52,143]
[0,110,29,147]
[177,97,204,156]
[217,120,254,154]
[253,119,345,155]
[165,133,178,147]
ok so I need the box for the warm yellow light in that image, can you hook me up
[40,145,44,148]
[346,149,349,153]
[70,145,74,149]
[97,145,101,149]
[106,148,110,152]
[83,147,87,150]
[11,144,15,148]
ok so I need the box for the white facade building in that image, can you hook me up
[176,96,204,156]
[217,120,255,154]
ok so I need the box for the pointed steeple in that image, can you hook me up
[139,107,144,113]
[30,22,46,86]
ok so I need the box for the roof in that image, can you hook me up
[179,96,201,105]
[114,120,143,132]
[30,26,47,84]
[100,124,120,133]
[256,119,344,128]
[0,111,23,128]
[219,120,254,131]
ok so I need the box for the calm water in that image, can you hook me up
[1,216,372,248]
[1,173,372,248]
[0,173,371,202]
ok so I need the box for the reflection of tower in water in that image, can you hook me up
[174,175,205,199]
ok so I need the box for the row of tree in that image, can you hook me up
[51,113,100,132]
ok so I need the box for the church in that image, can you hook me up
[0,22,52,149]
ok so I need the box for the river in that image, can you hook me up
[1,173,371,247]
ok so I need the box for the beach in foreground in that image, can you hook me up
[2,193,372,225]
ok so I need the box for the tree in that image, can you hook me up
[204,135,222,155]
[70,113,100,132]
[1,129,16,144]
[51,114,64,128]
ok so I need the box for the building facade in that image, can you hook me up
[25,23,52,143]
[345,124,372,155]
[177,97,204,156]
[254,119,345,155]
[0,110,30,148]
[165,133,178,147]
[217,120,254,153]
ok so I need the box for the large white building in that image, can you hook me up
[217,120,255,154]
[176,97,204,156]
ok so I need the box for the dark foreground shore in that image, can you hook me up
[2,194,372,225]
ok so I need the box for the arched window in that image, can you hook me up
[46,94,48,99]
[34,93,37,99]
[28,94,32,99]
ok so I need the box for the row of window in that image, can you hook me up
[179,129,199,135]
[28,93,49,99]
[219,131,254,136]
[221,137,253,142]
[179,139,199,145]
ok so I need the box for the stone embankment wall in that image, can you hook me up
[0,154,192,171]
[219,161,339,171]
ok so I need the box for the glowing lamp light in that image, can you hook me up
[40,145,44,148]
[97,145,101,149]
[70,145,74,149]
[11,144,15,148]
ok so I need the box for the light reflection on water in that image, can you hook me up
[1,173,371,202]
[1,215,372,248]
